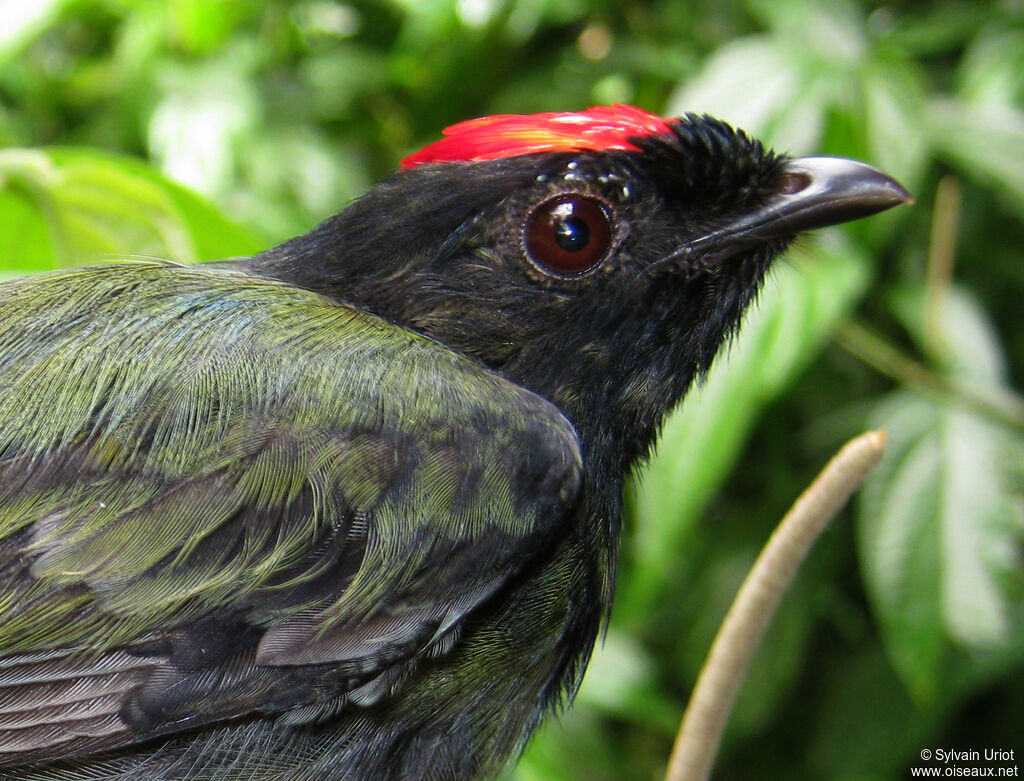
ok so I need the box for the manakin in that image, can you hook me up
[0,105,909,779]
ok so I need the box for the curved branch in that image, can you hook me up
[664,430,887,781]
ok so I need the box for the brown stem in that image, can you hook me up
[664,430,887,781]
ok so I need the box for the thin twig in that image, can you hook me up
[664,430,887,781]
[923,176,961,359]
[835,320,1024,432]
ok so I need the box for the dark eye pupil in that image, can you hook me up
[554,217,590,252]
[524,195,613,277]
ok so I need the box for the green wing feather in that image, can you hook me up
[0,262,582,763]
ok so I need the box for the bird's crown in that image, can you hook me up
[400,104,674,168]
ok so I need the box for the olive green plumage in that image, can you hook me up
[0,262,587,778]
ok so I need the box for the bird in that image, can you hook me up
[0,104,909,780]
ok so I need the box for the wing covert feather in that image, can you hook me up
[0,262,582,760]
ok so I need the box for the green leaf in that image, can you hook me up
[147,57,261,198]
[0,152,59,274]
[0,148,263,274]
[889,283,1007,384]
[667,36,811,147]
[859,288,1024,702]
[744,0,868,70]
[620,234,871,618]
[861,59,929,190]
[574,629,680,735]
[928,99,1024,211]
[0,0,65,59]
[168,0,250,56]
[859,393,948,699]
[807,645,939,777]
[955,25,1024,107]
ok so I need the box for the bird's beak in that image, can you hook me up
[723,156,913,241]
[660,156,912,268]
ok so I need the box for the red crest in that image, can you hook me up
[401,104,674,169]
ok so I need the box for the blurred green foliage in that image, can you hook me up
[1,0,1022,779]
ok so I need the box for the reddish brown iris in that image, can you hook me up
[524,195,612,276]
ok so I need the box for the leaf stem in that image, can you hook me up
[835,319,1024,432]
[923,175,961,358]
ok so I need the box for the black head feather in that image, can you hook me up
[250,113,791,476]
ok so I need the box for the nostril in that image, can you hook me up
[777,170,812,196]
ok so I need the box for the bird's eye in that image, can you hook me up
[524,195,612,277]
